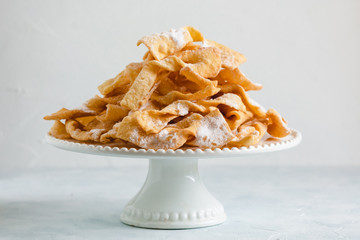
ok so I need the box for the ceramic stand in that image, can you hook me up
[120,158,226,229]
[46,129,301,229]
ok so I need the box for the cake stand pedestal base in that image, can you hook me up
[46,129,301,230]
[120,158,226,229]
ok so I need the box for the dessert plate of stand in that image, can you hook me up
[46,129,301,229]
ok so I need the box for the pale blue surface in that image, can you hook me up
[0,166,359,239]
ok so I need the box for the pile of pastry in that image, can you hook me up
[44,26,290,150]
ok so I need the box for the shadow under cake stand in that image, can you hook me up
[46,129,301,229]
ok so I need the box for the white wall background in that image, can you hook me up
[0,0,359,168]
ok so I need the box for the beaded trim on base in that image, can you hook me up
[121,206,225,222]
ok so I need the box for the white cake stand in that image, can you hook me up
[46,129,301,229]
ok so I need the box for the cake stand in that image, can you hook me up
[46,129,301,229]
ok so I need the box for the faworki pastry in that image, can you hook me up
[44,26,290,150]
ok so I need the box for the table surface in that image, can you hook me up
[0,165,359,240]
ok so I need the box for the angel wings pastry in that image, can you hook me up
[44,26,291,150]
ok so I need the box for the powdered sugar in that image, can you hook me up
[201,40,210,48]
[195,115,233,148]
[129,128,142,145]
[156,28,187,49]
[156,129,179,148]
[167,28,187,48]
[238,127,250,136]
[230,136,239,142]
[129,127,179,149]
[90,129,104,140]
[158,129,169,141]
[74,100,96,114]
[175,102,189,116]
